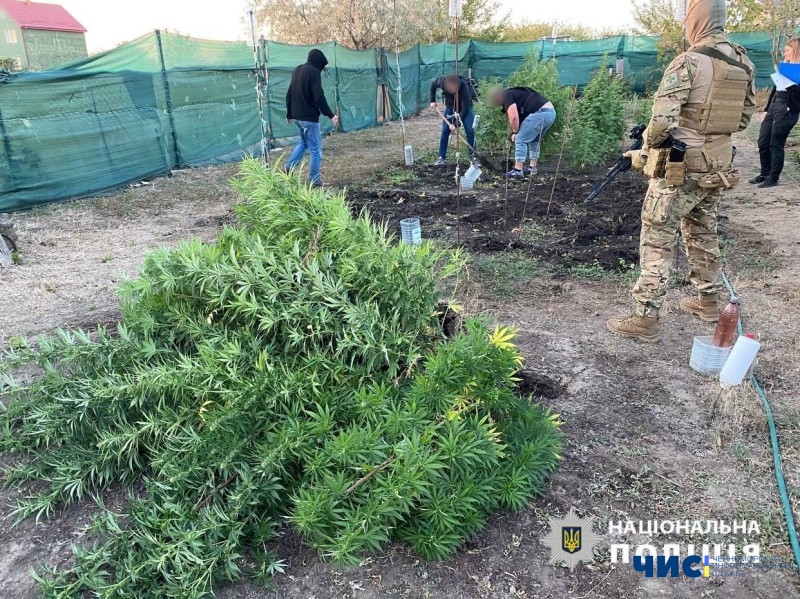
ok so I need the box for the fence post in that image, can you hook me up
[332,42,342,132]
[155,30,182,167]
[0,107,16,192]
[262,39,273,145]
[417,44,422,115]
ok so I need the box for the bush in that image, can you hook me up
[568,66,626,169]
[0,160,562,598]
[475,54,573,159]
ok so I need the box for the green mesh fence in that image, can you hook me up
[0,30,780,210]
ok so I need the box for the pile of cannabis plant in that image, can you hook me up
[0,160,562,598]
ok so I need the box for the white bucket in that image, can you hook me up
[689,336,732,375]
[404,145,414,166]
[460,164,481,191]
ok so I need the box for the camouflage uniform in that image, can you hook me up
[631,32,756,318]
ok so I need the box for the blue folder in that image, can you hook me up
[779,62,800,84]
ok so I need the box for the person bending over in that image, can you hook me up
[750,38,800,189]
[489,87,556,178]
[430,74,477,166]
[285,49,339,187]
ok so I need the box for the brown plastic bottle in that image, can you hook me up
[712,296,740,348]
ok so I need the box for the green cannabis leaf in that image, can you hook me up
[0,160,562,598]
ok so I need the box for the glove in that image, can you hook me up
[624,149,647,172]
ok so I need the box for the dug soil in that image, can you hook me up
[349,165,646,271]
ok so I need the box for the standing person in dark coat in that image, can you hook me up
[430,74,477,166]
[285,49,339,186]
[750,38,800,188]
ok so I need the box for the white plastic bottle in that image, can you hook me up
[719,335,761,387]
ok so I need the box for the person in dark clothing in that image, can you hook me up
[750,38,800,189]
[488,86,556,178]
[430,74,477,166]
[285,49,339,186]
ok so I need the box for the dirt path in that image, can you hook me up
[2,114,800,599]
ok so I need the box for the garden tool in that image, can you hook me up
[434,107,497,172]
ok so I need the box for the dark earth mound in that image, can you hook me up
[348,163,648,270]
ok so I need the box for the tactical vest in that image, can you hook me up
[679,45,751,135]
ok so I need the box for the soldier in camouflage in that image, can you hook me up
[607,0,756,342]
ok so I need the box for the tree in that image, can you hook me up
[632,0,799,67]
[501,21,604,43]
[255,0,506,49]
[759,0,800,67]
[631,0,683,62]
[726,0,766,31]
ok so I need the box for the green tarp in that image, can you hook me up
[0,30,783,210]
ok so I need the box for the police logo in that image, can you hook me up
[541,508,603,571]
[562,526,581,554]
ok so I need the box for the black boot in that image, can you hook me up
[757,178,779,188]
[748,175,766,184]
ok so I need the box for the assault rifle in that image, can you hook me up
[586,124,647,203]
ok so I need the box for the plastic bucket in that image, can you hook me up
[689,336,732,375]
[404,145,414,166]
[400,217,422,245]
[460,164,481,191]
[720,335,760,387]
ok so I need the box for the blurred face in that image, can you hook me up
[444,80,459,95]
[489,88,505,107]
[785,44,798,63]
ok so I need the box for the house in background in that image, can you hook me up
[0,0,86,71]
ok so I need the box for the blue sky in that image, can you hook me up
[57,0,637,53]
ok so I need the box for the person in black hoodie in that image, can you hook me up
[750,38,800,188]
[285,49,339,186]
[429,74,477,166]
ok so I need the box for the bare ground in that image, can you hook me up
[2,113,800,599]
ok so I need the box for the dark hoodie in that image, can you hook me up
[286,49,335,123]
[429,75,475,121]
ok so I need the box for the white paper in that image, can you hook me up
[771,72,795,92]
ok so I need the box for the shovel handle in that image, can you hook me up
[434,107,478,154]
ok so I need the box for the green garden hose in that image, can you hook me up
[722,274,800,572]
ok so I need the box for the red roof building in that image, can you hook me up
[0,0,85,32]
[0,0,88,70]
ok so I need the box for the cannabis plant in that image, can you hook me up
[0,160,562,598]
[568,62,627,169]
[474,54,573,158]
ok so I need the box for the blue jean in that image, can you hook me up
[438,107,475,159]
[286,120,323,184]
[516,108,556,162]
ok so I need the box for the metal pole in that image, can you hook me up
[155,30,182,167]
[249,9,270,165]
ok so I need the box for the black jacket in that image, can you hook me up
[766,85,800,114]
[286,49,335,123]
[430,76,474,121]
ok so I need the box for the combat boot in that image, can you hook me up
[680,295,720,322]
[606,315,660,343]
